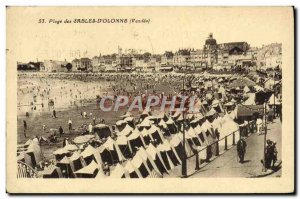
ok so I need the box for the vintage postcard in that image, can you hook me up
[6,6,294,193]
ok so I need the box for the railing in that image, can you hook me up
[187,121,256,171]
[17,161,39,178]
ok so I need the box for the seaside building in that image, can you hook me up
[71,58,92,71]
[43,59,69,72]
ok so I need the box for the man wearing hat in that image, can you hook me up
[237,137,247,163]
[265,139,277,169]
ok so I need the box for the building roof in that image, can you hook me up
[80,58,91,61]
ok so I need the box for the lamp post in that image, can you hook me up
[263,101,268,172]
[181,73,187,177]
[273,70,276,119]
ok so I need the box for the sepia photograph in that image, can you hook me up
[6,6,294,193]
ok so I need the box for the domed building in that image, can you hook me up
[205,33,217,46]
[202,33,219,67]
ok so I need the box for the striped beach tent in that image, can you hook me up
[103,136,126,163]
[137,147,162,176]
[124,160,143,178]
[81,145,102,165]
[131,153,150,178]
[146,144,169,175]
[116,135,132,158]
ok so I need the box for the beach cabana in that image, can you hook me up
[94,124,111,139]
[73,160,99,178]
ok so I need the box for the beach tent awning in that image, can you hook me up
[206,108,217,117]
[137,118,152,127]
[170,134,182,147]
[103,137,115,151]
[128,129,141,141]
[165,118,175,125]
[141,128,149,137]
[39,165,58,176]
[69,152,81,161]
[124,117,135,122]
[116,135,128,145]
[118,124,133,136]
[116,120,127,126]
[131,153,144,168]
[243,93,256,105]
[218,121,240,137]
[158,120,168,128]
[73,136,90,144]
[74,160,99,174]
[81,145,98,158]
[94,124,110,129]
[58,156,70,164]
[53,148,68,155]
[193,125,202,134]
[64,144,78,151]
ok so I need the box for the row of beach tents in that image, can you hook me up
[38,107,241,178]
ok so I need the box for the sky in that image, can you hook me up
[7,7,291,62]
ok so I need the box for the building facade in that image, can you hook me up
[71,58,92,71]
[256,43,282,69]
[43,60,69,72]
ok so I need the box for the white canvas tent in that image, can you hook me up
[81,145,102,165]
[117,124,133,137]
[69,151,86,175]
[73,160,99,178]
[127,129,146,153]
[131,153,150,178]
[137,147,162,176]
[124,160,143,178]
[103,136,126,162]
[146,144,169,175]
[109,163,128,178]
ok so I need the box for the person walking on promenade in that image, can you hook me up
[42,124,46,134]
[68,119,72,133]
[52,109,57,118]
[23,120,27,138]
[88,123,93,134]
[93,117,96,125]
[59,126,64,137]
[256,117,263,135]
[265,140,278,170]
[237,137,247,163]
[23,120,27,131]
